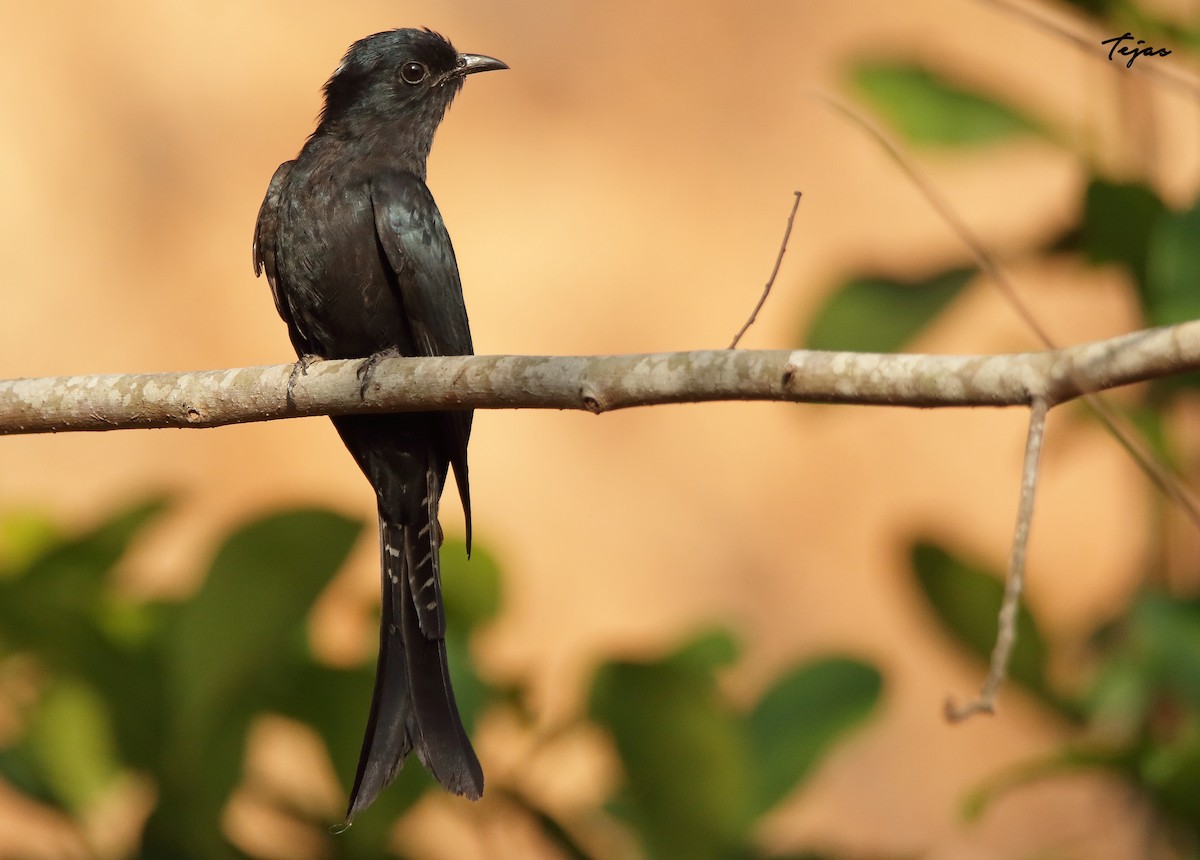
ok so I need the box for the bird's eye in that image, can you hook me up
[399,61,428,85]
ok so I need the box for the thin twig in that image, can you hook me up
[946,395,1049,722]
[728,191,803,349]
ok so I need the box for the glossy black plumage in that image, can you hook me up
[252,28,505,819]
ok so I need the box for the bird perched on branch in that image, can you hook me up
[252,28,506,819]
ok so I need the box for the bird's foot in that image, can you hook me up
[357,348,401,399]
[286,354,322,410]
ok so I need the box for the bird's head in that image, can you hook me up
[315,28,506,158]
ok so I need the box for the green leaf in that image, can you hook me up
[144,508,362,860]
[28,496,169,580]
[910,542,1055,706]
[165,508,363,747]
[745,658,882,816]
[1082,648,1151,740]
[589,631,753,859]
[438,538,502,739]
[1073,593,1200,842]
[26,677,121,813]
[0,510,61,575]
[1139,715,1200,839]
[0,499,171,773]
[1128,593,1200,707]
[851,62,1042,146]
[0,497,169,638]
[1120,403,1178,469]
[804,268,973,352]
[444,626,490,734]
[1145,198,1200,326]
[1081,179,1166,290]
[159,510,360,817]
[440,537,503,631]
[960,747,1114,822]
[0,745,61,809]
[1078,593,1200,842]
[669,627,740,673]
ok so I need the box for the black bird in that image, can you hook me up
[252,28,506,819]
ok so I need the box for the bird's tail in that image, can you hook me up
[346,471,483,820]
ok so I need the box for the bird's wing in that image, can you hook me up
[252,160,297,326]
[369,172,473,358]
[370,171,474,547]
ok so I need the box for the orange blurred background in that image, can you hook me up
[1,0,1197,857]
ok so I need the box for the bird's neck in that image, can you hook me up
[305,120,434,180]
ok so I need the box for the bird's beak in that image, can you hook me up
[454,53,509,77]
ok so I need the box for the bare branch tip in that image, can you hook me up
[943,696,996,724]
[727,190,804,350]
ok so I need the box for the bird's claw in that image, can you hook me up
[357,348,401,399]
[287,354,321,410]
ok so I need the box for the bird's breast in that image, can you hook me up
[275,160,416,360]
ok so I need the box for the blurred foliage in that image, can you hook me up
[589,631,882,860]
[2,3,1199,859]
[810,23,1200,362]
[0,503,883,859]
[804,268,974,352]
[850,62,1045,147]
[0,502,508,859]
[828,5,1200,854]
[910,543,1056,709]
[1080,180,1166,291]
[910,544,1200,853]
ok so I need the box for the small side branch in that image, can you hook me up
[728,191,803,349]
[945,395,1049,721]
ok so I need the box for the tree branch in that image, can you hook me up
[945,395,1049,722]
[1,321,1198,435]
